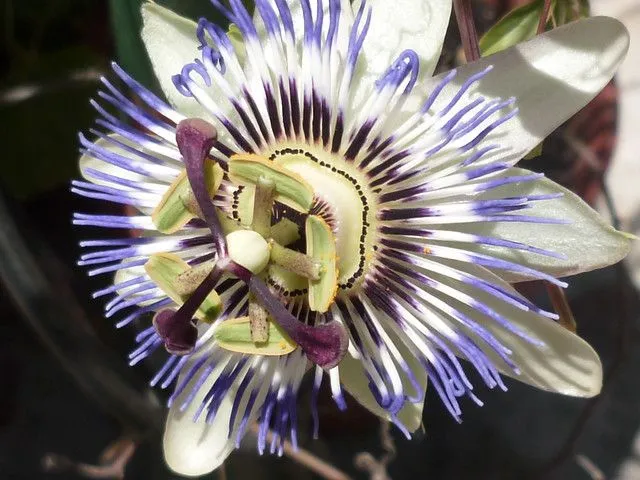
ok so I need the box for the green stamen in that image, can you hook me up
[270,240,321,281]
[144,253,222,322]
[270,218,300,246]
[152,160,223,234]
[174,261,215,296]
[306,215,338,313]
[214,316,298,356]
[229,154,315,212]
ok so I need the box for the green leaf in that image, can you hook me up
[214,317,297,356]
[306,215,338,313]
[554,0,589,25]
[109,0,253,90]
[523,142,543,160]
[578,0,590,17]
[479,0,553,56]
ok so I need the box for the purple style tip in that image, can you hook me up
[176,118,228,257]
[248,274,348,369]
[153,309,198,356]
[293,321,349,370]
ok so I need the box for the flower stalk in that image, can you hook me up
[453,0,481,62]
[537,0,554,34]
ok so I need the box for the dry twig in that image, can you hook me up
[354,420,397,480]
[42,436,137,480]
[575,454,606,480]
[249,424,352,480]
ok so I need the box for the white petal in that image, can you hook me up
[348,0,451,114]
[425,259,603,397]
[141,3,209,119]
[453,169,632,281]
[338,337,427,432]
[78,133,181,217]
[79,134,158,186]
[422,16,629,157]
[163,355,237,477]
[354,0,451,79]
[256,0,354,55]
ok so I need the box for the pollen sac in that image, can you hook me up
[174,261,214,296]
[144,253,222,322]
[226,230,270,274]
[152,160,224,234]
[228,154,314,212]
[214,316,298,356]
[306,215,338,313]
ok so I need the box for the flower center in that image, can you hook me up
[147,118,349,369]
[232,142,378,296]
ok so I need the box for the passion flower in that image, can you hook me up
[73,0,631,476]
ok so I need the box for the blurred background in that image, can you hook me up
[1,0,640,478]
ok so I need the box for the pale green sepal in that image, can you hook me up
[419,17,629,161]
[151,160,223,234]
[114,265,157,307]
[339,341,427,432]
[141,3,206,119]
[229,154,315,212]
[425,260,603,397]
[144,253,222,322]
[214,317,297,356]
[80,133,163,186]
[353,0,452,80]
[306,215,338,313]
[227,24,247,63]
[455,169,632,281]
[163,353,239,477]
